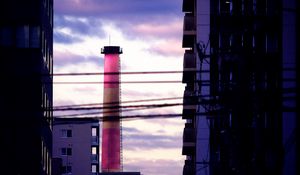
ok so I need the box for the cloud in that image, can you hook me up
[124,159,183,175]
[122,90,163,99]
[54,0,182,19]
[54,30,83,44]
[133,20,182,37]
[54,0,183,42]
[119,18,183,41]
[148,39,184,57]
[54,50,102,67]
[122,123,183,150]
[124,134,181,150]
[54,15,105,38]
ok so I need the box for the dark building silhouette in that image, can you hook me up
[181,0,298,175]
[0,0,53,174]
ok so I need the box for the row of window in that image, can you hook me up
[0,26,40,48]
[217,33,278,53]
[61,165,98,174]
[217,0,277,16]
[61,147,72,156]
[0,25,53,73]
[60,147,99,156]
[60,127,98,138]
[61,129,72,138]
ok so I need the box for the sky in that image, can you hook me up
[53,0,185,174]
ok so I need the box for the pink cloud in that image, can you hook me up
[149,39,184,57]
[131,20,182,39]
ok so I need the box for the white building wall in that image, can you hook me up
[53,121,100,175]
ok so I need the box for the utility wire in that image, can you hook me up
[53,95,213,110]
[50,80,211,85]
[54,112,211,121]
[53,101,218,118]
[50,70,210,76]
[54,113,182,121]
[52,102,183,111]
[52,81,183,84]
[53,96,184,108]
[54,105,178,118]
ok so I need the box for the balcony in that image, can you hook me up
[182,123,195,155]
[182,13,196,48]
[91,154,99,164]
[182,50,196,83]
[182,0,194,12]
[91,136,99,146]
[182,88,197,119]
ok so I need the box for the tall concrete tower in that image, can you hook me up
[101,46,122,172]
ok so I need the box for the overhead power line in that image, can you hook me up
[53,96,184,108]
[54,105,179,118]
[53,95,212,109]
[50,80,212,85]
[50,70,210,76]
[52,102,183,111]
[54,112,212,121]
[52,81,183,84]
[53,98,216,118]
[55,113,182,121]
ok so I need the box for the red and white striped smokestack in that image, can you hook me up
[101,46,122,172]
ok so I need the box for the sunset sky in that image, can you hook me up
[53,0,185,174]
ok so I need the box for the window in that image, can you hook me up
[253,0,257,15]
[61,148,72,156]
[0,27,13,46]
[30,26,40,48]
[92,127,97,136]
[220,0,232,15]
[61,166,72,174]
[61,129,72,138]
[92,147,97,154]
[44,40,47,62]
[92,165,97,173]
[219,32,231,50]
[16,25,29,48]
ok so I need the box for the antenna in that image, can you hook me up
[109,34,111,46]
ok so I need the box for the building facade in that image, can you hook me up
[181,0,298,175]
[53,118,100,175]
[0,0,53,174]
[181,0,210,174]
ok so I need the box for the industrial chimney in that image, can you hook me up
[101,46,122,172]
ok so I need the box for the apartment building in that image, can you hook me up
[181,0,298,175]
[0,0,53,174]
[53,118,100,175]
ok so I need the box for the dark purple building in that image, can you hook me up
[181,0,299,175]
[0,0,53,174]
